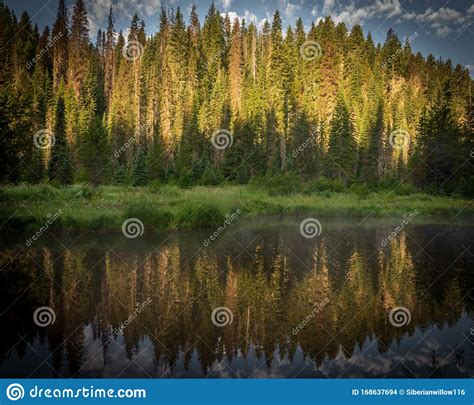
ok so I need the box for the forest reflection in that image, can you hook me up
[0,220,473,378]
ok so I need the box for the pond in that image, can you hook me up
[0,217,473,378]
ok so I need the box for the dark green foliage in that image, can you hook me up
[358,103,383,183]
[48,96,73,184]
[304,177,346,193]
[252,172,303,196]
[125,202,173,228]
[25,147,45,184]
[326,96,357,185]
[147,134,167,182]
[0,2,472,198]
[133,148,150,186]
[222,120,261,184]
[77,116,110,185]
[176,203,225,229]
[412,83,471,195]
[289,112,317,178]
[112,164,129,185]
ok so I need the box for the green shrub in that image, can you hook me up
[148,180,163,193]
[178,171,199,188]
[158,185,181,198]
[348,184,370,199]
[304,177,346,194]
[253,172,303,196]
[71,184,96,199]
[175,203,225,228]
[5,183,59,201]
[112,165,130,185]
[452,176,474,198]
[125,202,173,229]
[200,166,224,186]
[393,183,418,196]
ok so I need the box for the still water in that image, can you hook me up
[0,217,473,378]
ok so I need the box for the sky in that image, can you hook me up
[4,0,474,75]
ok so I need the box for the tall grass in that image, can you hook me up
[0,183,472,233]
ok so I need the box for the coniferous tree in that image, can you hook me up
[78,116,110,185]
[69,0,89,98]
[0,3,472,194]
[133,148,149,186]
[104,6,115,109]
[327,96,357,184]
[52,0,69,88]
[359,103,384,183]
[412,83,466,194]
[49,95,73,184]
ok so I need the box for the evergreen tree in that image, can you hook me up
[52,0,69,88]
[104,6,115,109]
[327,96,357,184]
[412,83,466,194]
[69,0,89,98]
[78,116,110,185]
[133,148,149,186]
[359,103,383,183]
[0,2,472,194]
[48,95,73,184]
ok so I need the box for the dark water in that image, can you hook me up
[0,217,473,378]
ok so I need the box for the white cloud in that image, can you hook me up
[401,5,474,38]
[318,0,403,27]
[218,0,233,11]
[465,65,474,76]
[431,22,452,37]
[85,0,164,39]
[222,10,259,26]
[314,1,471,38]
[414,7,464,24]
[372,0,402,19]
[283,1,301,19]
[322,0,336,15]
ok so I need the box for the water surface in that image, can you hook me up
[0,217,473,378]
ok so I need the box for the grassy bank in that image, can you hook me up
[0,183,473,233]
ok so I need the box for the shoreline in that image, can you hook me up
[1,184,473,233]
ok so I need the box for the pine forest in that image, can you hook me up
[1,0,473,196]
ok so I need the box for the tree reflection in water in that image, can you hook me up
[0,220,472,378]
